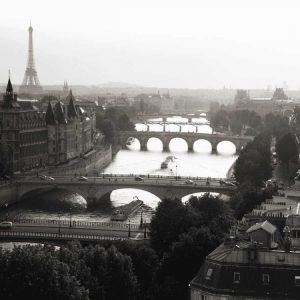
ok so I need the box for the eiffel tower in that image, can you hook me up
[19,24,43,94]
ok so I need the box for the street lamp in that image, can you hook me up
[140,210,144,229]
[58,214,61,234]
[175,165,178,180]
[128,219,131,238]
[69,208,72,228]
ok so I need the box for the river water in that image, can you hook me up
[0,116,237,224]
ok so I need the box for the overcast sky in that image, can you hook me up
[1,0,300,89]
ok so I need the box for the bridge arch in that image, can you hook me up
[146,137,163,151]
[193,139,212,153]
[124,137,141,150]
[20,187,87,211]
[169,137,189,152]
[109,188,161,209]
[216,140,237,154]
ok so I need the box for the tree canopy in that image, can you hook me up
[276,132,299,165]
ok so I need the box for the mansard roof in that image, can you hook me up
[190,239,300,299]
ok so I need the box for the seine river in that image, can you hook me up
[0,116,237,224]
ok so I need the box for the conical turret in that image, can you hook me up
[67,89,77,118]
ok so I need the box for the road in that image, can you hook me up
[15,174,236,189]
[0,221,145,240]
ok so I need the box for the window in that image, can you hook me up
[233,272,240,283]
[262,274,270,285]
[205,268,213,280]
[295,276,300,286]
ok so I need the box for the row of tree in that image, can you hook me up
[210,109,262,136]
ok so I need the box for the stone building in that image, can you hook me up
[45,90,93,165]
[189,221,300,300]
[234,88,296,117]
[0,77,48,173]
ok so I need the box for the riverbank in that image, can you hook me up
[46,145,113,176]
[226,159,236,179]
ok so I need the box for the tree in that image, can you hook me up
[230,183,268,219]
[234,133,272,186]
[118,114,134,131]
[276,132,299,165]
[154,226,221,300]
[150,198,193,255]
[264,113,290,139]
[187,194,234,235]
[0,245,89,300]
[102,119,116,144]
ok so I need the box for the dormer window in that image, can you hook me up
[205,268,213,280]
[295,276,300,286]
[233,272,240,283]
[262,274,270,285]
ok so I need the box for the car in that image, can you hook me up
[78,176,88,181]
[46,176,55,181]
[38,175,48,180]
[0,221,13,229]
[185,179,193,184]
[135,176,144,182]
[224,181,235,187]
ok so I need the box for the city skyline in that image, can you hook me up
[1,0,300,89]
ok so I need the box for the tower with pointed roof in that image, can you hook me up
[0,76,48,173]
[62,81,69,96]
[19,23,43,95]
[2,77,19,109]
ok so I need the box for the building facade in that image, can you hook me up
[234,88,296,117]
[0,78,48,173]
[45,90,93,165]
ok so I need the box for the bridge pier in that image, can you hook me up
[87,196,97,207]
[163,145,169,152]
[140,144,147,151]
[188,116,193,123]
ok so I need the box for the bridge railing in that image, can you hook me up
[0,230,127,241]
[12,218,142,230]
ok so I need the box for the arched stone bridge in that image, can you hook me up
[12,175,236,206]
[118,131,253,153]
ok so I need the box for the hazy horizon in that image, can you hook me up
[1,0,300,90]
